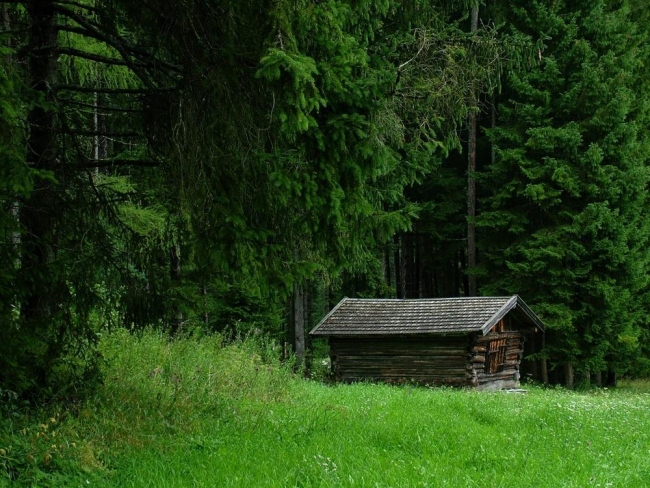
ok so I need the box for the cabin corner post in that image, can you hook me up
[467,334,485,388]
[468,333,484,387]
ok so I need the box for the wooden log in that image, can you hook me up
[339,369,470,376]
[333,348,469,356]
[336,354,468,362]
[475,332,522,344]
[477,370,518,381]
[329,335,528,387]
[337,358,466,365]
[476,379,519,391]
[340,375,469,384]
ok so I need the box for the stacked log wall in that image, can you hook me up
[470,331,523,391]
[330,336,472,386]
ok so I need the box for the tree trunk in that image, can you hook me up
[459,248,468,297]
[432,268,438,297]
[384,243,392,295]
[393,234,404,298]
[21,0,60,331]
[594,370,602,387]
[467,1,479,297]
[304,283,313,374]
[470,1,479,32]
[403,233,416,298]
[2,2,10,35]
[606,370,617,387]
[491,93,496,166]
[418,234,431,298]
[540,333,548,384]
[200,283,209,326]
[564,363,574,390]
[293,282,305,368]
[540,358,548,384]
[93,92,99,171]
[169,243,182,334]
[414,235,421,297]
[92,92,109,176]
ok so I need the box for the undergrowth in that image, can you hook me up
[1,330,650,487]
[0,329,296,486]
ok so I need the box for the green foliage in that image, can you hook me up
[0,42,103,397]
[0,0,179,398]
[161,0,459,319]
[0,45,29,317]
[2,332,650,486]
[3,0,650,400]
[253,0,488,296]
[0,330,295,485]
[479,0,650,376]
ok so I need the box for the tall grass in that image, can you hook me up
[2,331,650,487]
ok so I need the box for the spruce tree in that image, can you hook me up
[0,0,183,395]
[479,0,650,383]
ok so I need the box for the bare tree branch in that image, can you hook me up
[61,98,143,113]
[57,46,146,67]
[73,159,160,169]
[55,84,173,94]
[56,24,182,74]
[398,29,428,73]
[53,0,99,13]
[53,5,183,88]
[61,128,142,137]
[52,4,156,89]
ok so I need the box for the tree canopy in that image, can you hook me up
[1,0,649,397]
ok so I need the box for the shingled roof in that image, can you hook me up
[309,295,544,337]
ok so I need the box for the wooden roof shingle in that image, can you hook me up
[309,295,544,337]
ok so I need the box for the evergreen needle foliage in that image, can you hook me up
[1,0,650,401]
[479,0,650,380]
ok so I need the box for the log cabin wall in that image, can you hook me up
[470,331,524,390]
[313,296,545,389]
[329,336,472,386]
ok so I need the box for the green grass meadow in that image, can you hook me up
[2,330,650,487]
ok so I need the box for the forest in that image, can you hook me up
[2,0,650,400]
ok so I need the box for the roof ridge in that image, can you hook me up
[310,295,543,337]
[343,296,513,302]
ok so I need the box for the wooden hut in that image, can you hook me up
[309,295,545,390]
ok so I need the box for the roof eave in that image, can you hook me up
[514,295,546,332]
[480,295,518,335]
[315,331,478,338]
[480,294,545,335]
[309,297,348,336]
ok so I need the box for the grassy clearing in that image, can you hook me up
[2,331,650,487]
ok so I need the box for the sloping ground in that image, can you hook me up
[1,331,649,487]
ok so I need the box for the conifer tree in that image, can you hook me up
[0,0,182,395]
[383,1,504,299]
[479,0,650,383]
